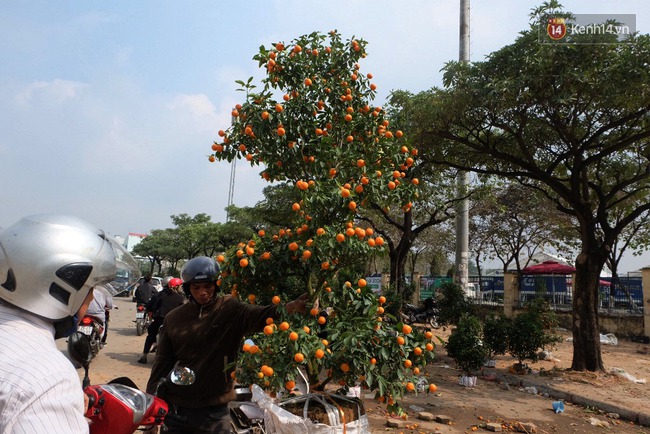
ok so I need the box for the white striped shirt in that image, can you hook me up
[0,303,88,434]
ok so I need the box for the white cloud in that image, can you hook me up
[14,79,89,106]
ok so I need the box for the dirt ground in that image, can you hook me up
[362,326,650,434]
[60,297,650,433]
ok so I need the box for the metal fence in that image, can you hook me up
[417,274,644,313]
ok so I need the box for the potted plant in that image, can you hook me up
[482,315,511,368]
[445,315,488,387]
[507,310,544,373]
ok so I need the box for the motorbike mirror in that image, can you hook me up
[67,331,93,366]
[169,366,196,386]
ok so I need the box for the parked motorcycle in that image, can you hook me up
[76,314,105,358]
[134,303,150,336]
[68,331,194,434]
[401,298,439,328]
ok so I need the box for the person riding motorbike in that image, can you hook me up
[137,276,184,364]
[144,256,308,433]
[0,214,117,433]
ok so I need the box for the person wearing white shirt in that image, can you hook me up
[85,285,114,344]
[0,214,118,434]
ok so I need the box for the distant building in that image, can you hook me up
[125,232,147,252]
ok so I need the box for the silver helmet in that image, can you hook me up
[161,276,174,288]
[0,214,117,321]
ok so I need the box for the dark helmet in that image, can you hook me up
[180,256,220,297]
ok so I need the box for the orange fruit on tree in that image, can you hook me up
[426,343,434,351]
[289,331,299,341]
[413,346,423,356]
[285,380,296,390]
[315,348,325,359]
[321,261,330,270]
[292,202,300,211]
[402,324,413,335]
[377,306,385,315]
[348,201,357,211]
[277,126,286,136]
[404,359,412,368]
[429,383,438,393]
[367,238,376,247]
[345,228,355,237]
[247,294,256,303]
[272,295,281,305]
[336,233,345,242]
[275,103,283,112]
[216,254,225,263]
[344,114,352,122]
[310,307,319,316]
[370,357,377,365]
[304,78,312,86]
[387,181,396,190]
[340,363,350,373]
[288,242,299,251]
[378,295,386,304]
[261,111,269,120]
[294,352,305,363]
[340,188,351,198]
[375,236,384,246]
[356,159,365,167]
[424,331,433,339]
[357,278,367,288]
[265,317,274,325]
[413,367,420,375]
[242,343,251,352]
[318,316,327,325]
[303,326,310,333]
[397,336,405,345]
[301,250,312,260]
[316,227,326,236]
[239,258,249,268]
[405,382,415,392]
[279,321,290,331]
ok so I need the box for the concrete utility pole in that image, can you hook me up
[455,0,470,290]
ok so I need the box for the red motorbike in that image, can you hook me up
[68,331,173,434]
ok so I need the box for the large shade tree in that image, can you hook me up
[412,3,650,371]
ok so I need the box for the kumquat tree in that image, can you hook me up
[208,31,438,414]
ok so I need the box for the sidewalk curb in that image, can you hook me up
[492,371,650,427]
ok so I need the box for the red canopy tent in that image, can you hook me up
[523,260,576,275]
[522,260,576,305]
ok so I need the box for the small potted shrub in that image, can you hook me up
[482,315,511,368]
[507,310,544,373]
[446,315,488,387]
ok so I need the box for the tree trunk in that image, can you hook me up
[571,250,606,372]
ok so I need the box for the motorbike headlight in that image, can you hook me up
[101,384,154,424]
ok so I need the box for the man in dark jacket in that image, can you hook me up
[145,256,307,433]
[138,276,184,364]
[134,275,155,306]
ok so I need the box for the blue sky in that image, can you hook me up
[1,1,649,271]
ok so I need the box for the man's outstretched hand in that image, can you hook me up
[285,293,309,315]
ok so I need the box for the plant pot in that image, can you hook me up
[458,375,477,387]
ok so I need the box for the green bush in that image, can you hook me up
[482,315,511,360]
[446,315,488,376]
[437,281,473,326]
[523,297,562,350]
